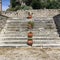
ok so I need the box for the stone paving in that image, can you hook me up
[0,47,60,60]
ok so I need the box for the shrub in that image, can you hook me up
[31,0,41,9]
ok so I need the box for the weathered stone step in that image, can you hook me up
[7,20,29,23]
[33,37,60,40]
[0,33,59,37]
[1,32,58,35]
[0,40,27,42]
[0,40,60,44]
[0,36,59,38]
[6,22,55,26]
[5,27,20,30]
[0,42,59,45]
[0,37,29,40]
[1,34,58,37]
[0,35,26,37]
[7,24,20,28]
[0,43,60,47]
[4,30,58,33]
[3,32,58,35]
[0,44,28,47]
[0,37,59,40]
[7,19,55,24]
[32,44,60,47]
[3,31,23,34]
[4,30,58,35]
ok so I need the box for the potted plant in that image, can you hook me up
[27,21,34,29]
[28,32,33,37]
[27,12,32,19]
[27,32,33,46]
[27,15,32,19]
[27,38,33,46]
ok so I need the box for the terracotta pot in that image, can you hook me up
[27,40,33,46]
[27,15,32,19]
[28,32,33,37]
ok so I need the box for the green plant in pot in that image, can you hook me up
[27,21,34,29]
[27,38,33,46]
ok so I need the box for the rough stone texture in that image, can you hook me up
[2,9,60,19]
[0,15,8,32]
[0,47,60,60]
[0,18,60,47]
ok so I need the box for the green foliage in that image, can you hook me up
[46,0,60,9]
[7,8,16,11]
[11,0,16,8]
[31,0,41,9]
[11,0,21,8]
[8,5,32,11]
[20,5,32,10]
[28,21,34,28]
[23,0,32,6]
[10,0,60,10]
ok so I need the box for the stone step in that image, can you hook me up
[0,43,60,47]
[8,18,53,21]
[5,29,58,34]
[5,26,56,29]
[33,37,60,40]
[6,20,55,27]
[0,42,59,45]
[5,27,20,31]
[1,34,58,37]
[0,37,60,40]
[4,30,58,33]
[4,32,58,37]
[2,31,22,34]
[6,21,55,25]
[1,29,59,37]
[6,25,21,27]
[0,44,28,47]
[5,28,57,31]
[0,36,59,38]
[32,44,60,47]
[0,33,59,37]
[5,26,43,29]
[7,20,29,23]
[0,40,60,44]
[34,35,59,37]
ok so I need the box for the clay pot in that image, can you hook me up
[27,15,32,19]
[28,32,33,37]
[27,40,33,46]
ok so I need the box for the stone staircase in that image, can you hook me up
[0,17,60,47]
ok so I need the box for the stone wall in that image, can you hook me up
[0,15,8,32]
[2,9,60,19]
